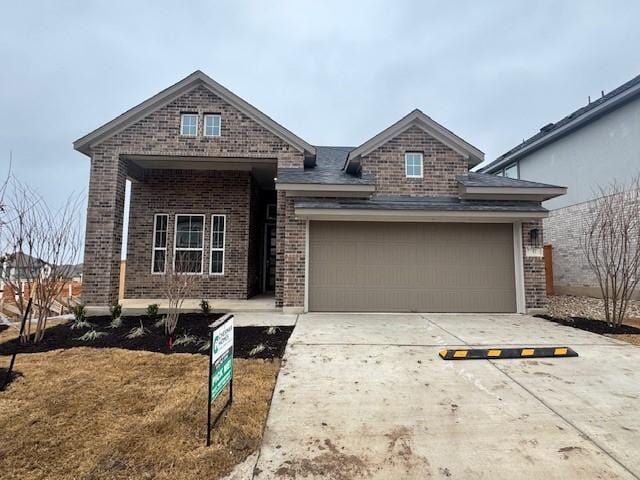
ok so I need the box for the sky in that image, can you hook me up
[1,0,639,258]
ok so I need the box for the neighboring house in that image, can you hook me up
[74,71,565,314]
[479,73,640,298]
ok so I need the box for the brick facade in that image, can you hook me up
[83,84,303,305]
[361,125,467,197]
[125,170,254,299]
[522,220,547,310]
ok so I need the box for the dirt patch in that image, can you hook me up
[547,295,640,325]
[607,334,640,346]
[0,314,293,359]
[0,348,280,480]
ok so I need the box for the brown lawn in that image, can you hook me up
[0,347,279,479]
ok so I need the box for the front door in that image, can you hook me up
[263,223,277,292]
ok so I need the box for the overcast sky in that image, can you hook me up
[1,0,639,257]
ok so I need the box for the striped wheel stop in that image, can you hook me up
[439,347,578,360]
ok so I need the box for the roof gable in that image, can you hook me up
[344,109,484,174]
[74,70,315,156]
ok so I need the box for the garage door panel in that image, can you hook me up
[309,221,517,313]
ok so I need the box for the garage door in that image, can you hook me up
[308,221,516,312]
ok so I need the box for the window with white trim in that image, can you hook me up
[504,162,519,179]
[174,215,204,273]
[405,152,423,178]
[152,214,168,274]
[180,113,198,136]
[210,214,226,275]
[204,114,221,137]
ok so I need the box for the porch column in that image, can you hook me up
[82,150,127,306]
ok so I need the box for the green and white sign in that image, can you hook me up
[210,318,234,402]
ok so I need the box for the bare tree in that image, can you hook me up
[161,254,199,346]
[581,176,640,326]
[0,178,83,342]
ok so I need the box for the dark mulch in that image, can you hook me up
[0,314,293,359]
[536,314,640,335]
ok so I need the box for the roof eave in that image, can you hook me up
[458,185,567,202]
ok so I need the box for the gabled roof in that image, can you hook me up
[480,72,640,173]
[344,109,484,174]
[74,70,315,156]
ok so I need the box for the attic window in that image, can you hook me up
[204,114,221,137]
[180,113,198,136]
[405,152,423,178]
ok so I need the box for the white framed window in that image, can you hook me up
[405,152,423,178]
[204,114,221,137]
[210,214,226,275]
[173,214,205,274]
[180,113,198,136]
[151,214,168,274]
[504,162,519,179]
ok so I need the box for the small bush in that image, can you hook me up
[199,299,211,314]
[154,316,166,328]
[146,303,159,320]
[266,326,280,335]
[173,333,199,347]
[249,344,266,357]
[109,303,122,320]
[76,330,108,342]
[73,304,86,322]
[126,320,149,339]
[109,317,123,329]
[197,339,211,352]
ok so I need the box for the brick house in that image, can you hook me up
[479,73,640,298]
[74,71,565,313]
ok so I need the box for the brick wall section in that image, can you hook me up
[275,191,286,307]
[282,196,306,308]
[83,153,127,305]
[543,202,598,289]
[83,83,304,305]
[522,220,547,309]
[360,125,468,197]
[125,170,251,299]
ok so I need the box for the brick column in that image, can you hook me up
[522,220,547,310]
[82,150,127,306]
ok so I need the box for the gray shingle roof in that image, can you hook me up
[481,72,640,172]
[295,196,547,213]
[457,172,564,189]
[277,146,376,185]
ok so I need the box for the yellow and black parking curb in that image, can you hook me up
[439,347,578,360]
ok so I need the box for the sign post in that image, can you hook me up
[206,314,234,446]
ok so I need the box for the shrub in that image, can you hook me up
[76,330,108,342]
[70,304,92,330]
[249,344,266,357]
[126,320,149,339]
[173,333,199,347]
[109,303,122,320]
[146,303,159,320]
[199,299,211,314]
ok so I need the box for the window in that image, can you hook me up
[204,114,221,137]
[174,215,204,273]
[210,215,226,275]
[180,113,198,136]
[504,162,519,179]
[151,214,168,274]
[405,152,423,178]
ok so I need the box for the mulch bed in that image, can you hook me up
[0,314,293,359]
[536,314,640,335]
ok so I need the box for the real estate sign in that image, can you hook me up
[211,317,234,402]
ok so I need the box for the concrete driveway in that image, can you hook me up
[253,314,640,479]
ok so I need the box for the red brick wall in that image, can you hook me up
[522,220,547,309]
[360,125,468,197]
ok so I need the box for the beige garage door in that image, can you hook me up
[308,221,516,313]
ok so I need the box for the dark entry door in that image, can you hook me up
[263,223,277,292]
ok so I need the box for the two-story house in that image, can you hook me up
[74,71,565,314]
[480,73,640,299]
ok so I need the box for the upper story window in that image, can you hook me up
[204,114,221,137]
[180,113,198,136]
[504,162,519,179]
[405,152,423,178]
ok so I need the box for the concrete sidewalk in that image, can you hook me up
[252,313,640,479]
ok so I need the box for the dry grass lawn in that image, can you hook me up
[0,347,280,479]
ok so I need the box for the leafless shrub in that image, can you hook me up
[0,177,83,343]
[581,176,640,326]
[161,255,199,338]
